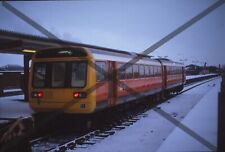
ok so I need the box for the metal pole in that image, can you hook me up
[23,54,31,101]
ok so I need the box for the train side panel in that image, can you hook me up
[115,63,163,105]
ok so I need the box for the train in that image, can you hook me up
[29,46,185,114]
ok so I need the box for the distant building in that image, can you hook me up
[186,64,220,75]
[199,69,209,75]
[207,66,219,73]
[185,64,202,75]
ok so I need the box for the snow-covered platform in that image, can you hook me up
[0,95,34,124]
[74,77,220,152]
[157,78,219,152]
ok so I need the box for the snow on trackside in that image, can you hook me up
[3,88,22,93]
[156,79,220,152]
[186,73,217,80]
[73,78,220,152]
[0,95,34,122]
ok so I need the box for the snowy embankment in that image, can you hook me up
[74,78,220,152]
[157,79,219,151]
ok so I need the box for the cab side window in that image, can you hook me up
[96,61,106,82]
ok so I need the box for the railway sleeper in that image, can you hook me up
[82,141,96,145]
[122,122,133,126]
[75,138,86,145]
[58,146,67,152]
[95,133,110,138]
[104,130,115,135]
[114,126,126,130]
[67,142,76,149]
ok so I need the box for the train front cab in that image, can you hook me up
[29,47,97,114]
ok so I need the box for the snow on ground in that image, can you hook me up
[157,79,219,152]
[3,88,22,93]
[186,73,217,80]
[0,95,34,123]
[73,78,220,152]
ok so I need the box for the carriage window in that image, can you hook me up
[118,63,126,80]
[33,63,46,88]
[139,65,145,77]
[96,61,106,82]
[71,62,87,87]
[158,67,161,75]
[174,67,177,74]
[133,64,139,78]
[126,64,133,79]
[149,66,154,76]
[145,66,150,77]
[169,66,173,75]
[167,67,170,75]
[168,66,172,75]
[176,67,181,74]
[172,67,175,75]
[52,63,66,87]
[154,66,158,76]
[155,66,160,76]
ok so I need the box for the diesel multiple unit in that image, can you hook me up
[29,47,185,113]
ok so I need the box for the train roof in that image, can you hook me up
[89,48,183,67]
[155,58,184,67]
[34,46,183,67]
[90,48,161,66]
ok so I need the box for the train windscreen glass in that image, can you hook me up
[51,63,66,87]
[33,63,46,88]
[71,62,87,87]
[33,61,87,88]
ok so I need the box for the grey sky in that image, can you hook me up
[0,0,224,66]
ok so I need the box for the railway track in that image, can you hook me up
[30,75,219,152]
[30,100,150,152]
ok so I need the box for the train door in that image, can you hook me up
[108,61,117,106]
[163,66,167,89]
[182,67,185,84]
